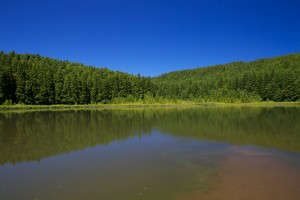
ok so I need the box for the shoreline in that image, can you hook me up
[1,102,300,112]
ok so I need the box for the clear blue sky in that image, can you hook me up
[1,0,300,77]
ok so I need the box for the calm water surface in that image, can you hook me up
[1,107,300,200]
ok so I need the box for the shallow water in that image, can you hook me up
[1,107,300,200]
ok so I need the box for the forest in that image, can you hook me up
[0,51,300,105]
[155,53,300,102]
[0,51,155,105]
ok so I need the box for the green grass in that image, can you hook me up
[0,102,196,112]
[1,101,300,112]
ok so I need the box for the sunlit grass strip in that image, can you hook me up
[0,103,197,112]
[1,101,300,112]
[210,101,300,107]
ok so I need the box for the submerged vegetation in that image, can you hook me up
[0,51,300,105]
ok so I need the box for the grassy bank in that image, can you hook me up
[1,101,300,112]
[204,101,300,107]
[0,102,198,112]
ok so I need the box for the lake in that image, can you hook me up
[1,107,300,200]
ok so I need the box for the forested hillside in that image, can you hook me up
[1,51,300,105]
[0,51,155,105]
[154,54,300,102]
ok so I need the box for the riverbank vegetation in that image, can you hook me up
[1,51,300,105]
[1,102,300,112]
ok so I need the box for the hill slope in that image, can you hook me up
[154,54,300,102]
[0,51,154,105]
[1,51,300,104]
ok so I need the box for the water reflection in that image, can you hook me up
[1,107,300,200]
[1,107,300,165]
[0,133,226,200]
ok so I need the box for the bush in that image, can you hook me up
[3,99,13,105]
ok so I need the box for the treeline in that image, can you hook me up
[0,51,155,105]
[1,51,300,104]
[154,54,300,102]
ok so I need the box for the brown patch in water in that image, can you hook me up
[179,146,300,200]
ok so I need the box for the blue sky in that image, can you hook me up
[1,0,300,76]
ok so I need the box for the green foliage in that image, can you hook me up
[0,51,299,104]
[154,54,300,102]
[2,99,13,105]
[0,51,155,105]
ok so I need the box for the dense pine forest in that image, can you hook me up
[155,53,300,102]
[0,51,300,105]
[0,51,155,105]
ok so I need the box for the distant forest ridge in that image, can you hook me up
[0,51,300,105]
